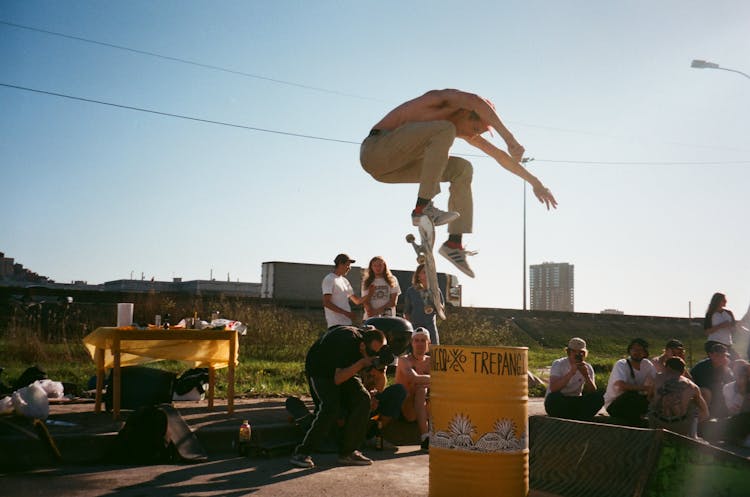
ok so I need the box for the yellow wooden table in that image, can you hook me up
[83,327,239,419]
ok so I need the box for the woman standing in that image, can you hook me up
[704,292,739,359]
[361,256,401,320]
[403,264,443,345]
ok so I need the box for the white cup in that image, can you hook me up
[117,303,134,327]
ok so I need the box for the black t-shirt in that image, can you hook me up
[690,358,734,391]
[305,326,364,378]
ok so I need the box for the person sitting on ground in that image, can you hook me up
[648,357,709,438]
[395,328,432,450]
[291,326,386,469]
[722,359,750,447]
[544,337,604,421]
[690,343,734,420]
[361,350,406,450]
[652,338,692,379]
[603,338,656,426]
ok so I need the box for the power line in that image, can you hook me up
[0,19,386,103]
[0,82,361,144]
[3,81,749,167]
[5,19,748,157]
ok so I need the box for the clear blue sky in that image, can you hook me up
[2,1,749,318]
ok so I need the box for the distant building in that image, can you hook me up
[529,262,574,312]
[0,252,51,283]
[601,308,624,315]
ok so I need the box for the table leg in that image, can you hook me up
[228,335,236,414]
[94,347,104,414]
[112,337,121,420]
[208,367,216,409]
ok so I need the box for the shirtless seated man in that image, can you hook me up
[648,357,709,438]
[395,328,432,450]
[360,88,558,277]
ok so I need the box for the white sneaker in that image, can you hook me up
[439,243,477,278]
[412,202,460,227]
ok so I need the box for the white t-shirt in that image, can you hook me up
[604,358,656,406]
[707,310,734,346]
[322,272,354,327]
[545,357,595,397]
[362,276,401,320]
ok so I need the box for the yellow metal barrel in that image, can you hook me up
[429,345,529,497]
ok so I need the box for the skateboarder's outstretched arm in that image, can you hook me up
[466,135,558,211]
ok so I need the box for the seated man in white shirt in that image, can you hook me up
[544,337,604,421]
[604,338,656,426]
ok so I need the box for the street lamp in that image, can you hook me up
[690,59,750,80]
[521,157,534,311]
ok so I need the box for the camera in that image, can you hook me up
[371,344,395,370]
[574,352,585,363]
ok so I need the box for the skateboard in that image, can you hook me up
[406,216,446,320]
[285,396,314,433]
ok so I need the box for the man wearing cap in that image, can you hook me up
[648,357,708,438]
[544,337,604,421]
[396,328,432,449]
[690,343,734,418]
[603,338,656,426]
[322,254,367,328]
[653,338,692,379]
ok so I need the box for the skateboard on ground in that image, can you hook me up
[285,396,313,433]
[406,216,446,320]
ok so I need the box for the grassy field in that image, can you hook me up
[0,299,713,398]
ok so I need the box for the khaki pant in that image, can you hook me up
[360,120,473,234]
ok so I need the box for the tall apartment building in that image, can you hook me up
[529,262,574,312]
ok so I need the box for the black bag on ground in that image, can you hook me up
[174,368,209,396]
[13,365,47,390]
[110,405,174,464]
[104,366,176,411]
[109,404,207,465]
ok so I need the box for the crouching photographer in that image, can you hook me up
[291,325,387,469]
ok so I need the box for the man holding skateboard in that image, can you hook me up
[361,89,557,278]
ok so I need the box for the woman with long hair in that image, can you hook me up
[403,263,443,344]
[361,256,401,320]
[704,292,739,359]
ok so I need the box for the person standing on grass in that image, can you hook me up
[322,253,367,328]
[360,88,557,279]
[703,292,741,360]
[361,256,401,320]
[544,337,604,421]
[403,263,442,345]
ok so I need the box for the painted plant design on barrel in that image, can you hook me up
[432,413,526,453]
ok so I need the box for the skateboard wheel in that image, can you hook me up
[406,234,415,243]
[417,255,426,264]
